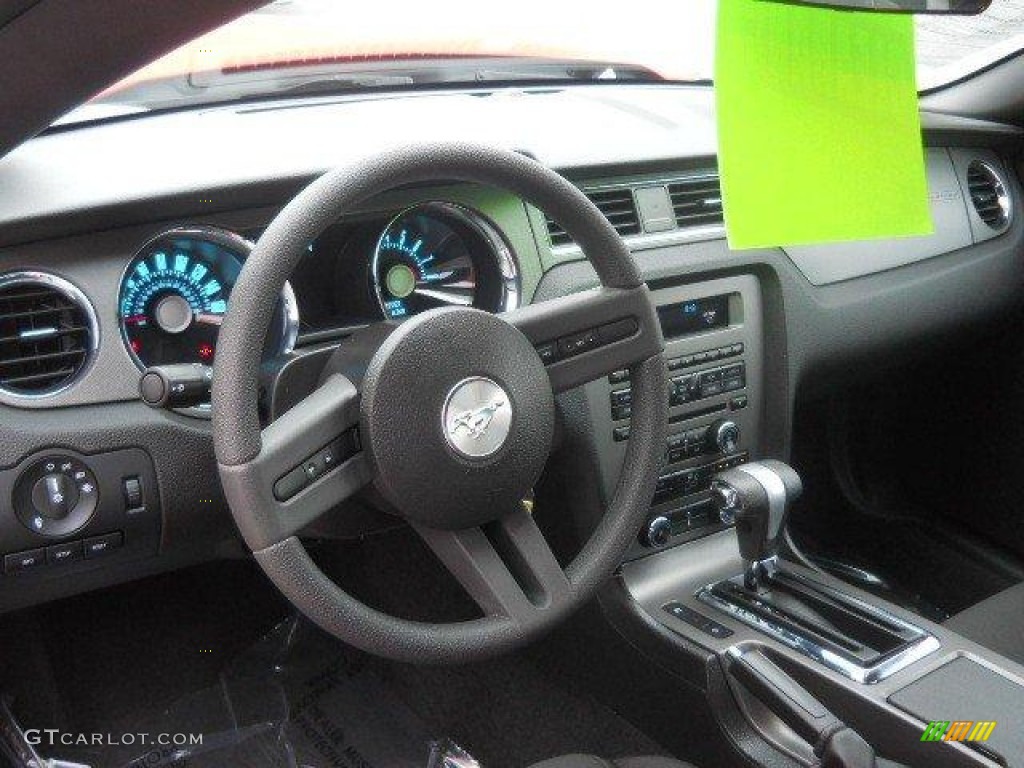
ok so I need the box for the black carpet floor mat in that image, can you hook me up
[3,560,664,768]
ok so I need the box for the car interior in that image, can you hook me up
[2,1,1024,767]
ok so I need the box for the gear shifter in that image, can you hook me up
[712,460,802,590]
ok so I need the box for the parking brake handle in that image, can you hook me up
[726,648,886,768]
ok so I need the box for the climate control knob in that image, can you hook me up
[643,516,672,548]
[709,420,741,454]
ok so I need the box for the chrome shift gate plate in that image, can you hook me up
[697,561,939,684]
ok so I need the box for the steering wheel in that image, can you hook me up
[212,143,668,663]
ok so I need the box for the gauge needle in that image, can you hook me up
[194,313,224,326]
[413,287,473,306]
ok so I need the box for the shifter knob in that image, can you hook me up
[712,460,802,584]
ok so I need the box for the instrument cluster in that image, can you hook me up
[116,203,520,371]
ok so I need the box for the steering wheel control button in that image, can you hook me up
[303,455,326,481]
[4,548,46,574]
[47,541,84,565]
[14,455,100,537]
[598,318,638,344]
[274,467,308,502]
[557,329,599,358]
[536,317,638,366]
[536,342,557,365]
[273,428,362,502]
[83,532,123,559]
[443,377,513,459]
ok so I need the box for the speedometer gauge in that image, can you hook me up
[118,227,298,369]
[371,203,520,320]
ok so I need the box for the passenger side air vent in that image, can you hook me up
[967,161,1010,231]
[546,187,641,246]
[0,274,97,397]
[667,175,724,228]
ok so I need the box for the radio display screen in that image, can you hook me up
[657,295,730,338]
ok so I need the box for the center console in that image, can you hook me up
[585,272,1024,767]
[616,454,1024,767]
[585,274,764,560]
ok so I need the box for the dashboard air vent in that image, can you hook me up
[966,161,1010,231]
[546,187,641,247]
[667,175,724,228]
[0,274,97,397]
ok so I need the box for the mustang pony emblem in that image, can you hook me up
[450,399,506,440]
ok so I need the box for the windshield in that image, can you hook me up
[70,0,1024,123]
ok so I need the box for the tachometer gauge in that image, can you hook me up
[118,227,298,369]
[371,203,520,320]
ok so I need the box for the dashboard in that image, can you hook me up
[0,83,1022,613]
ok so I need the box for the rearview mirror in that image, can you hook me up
[771,0,990,13]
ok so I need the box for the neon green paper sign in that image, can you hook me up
[715,0,933,250]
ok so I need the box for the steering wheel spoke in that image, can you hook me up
[219,374,372,549]
[415,504,571,623]
[504,285,663,392]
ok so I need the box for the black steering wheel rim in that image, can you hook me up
[213,142,667,663]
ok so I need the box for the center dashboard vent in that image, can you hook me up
[966,161,1010,231]
[0,273,97,397]
[545,174,724,248]
[546,187,641,247]
[667,175,724,228]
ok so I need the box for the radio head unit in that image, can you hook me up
[657,294,731,339]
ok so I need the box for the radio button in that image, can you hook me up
[642,516,672,548]
[610,389,632,407]
[721,363,745,380]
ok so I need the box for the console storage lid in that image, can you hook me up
[888,657,1024,765]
